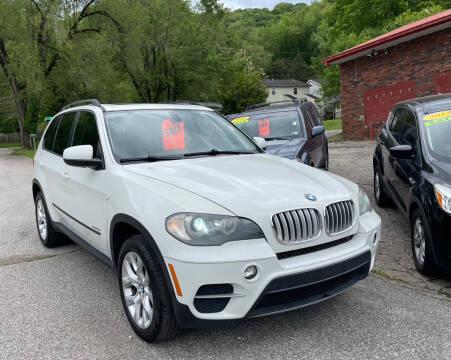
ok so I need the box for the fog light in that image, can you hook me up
[244,265,258,280]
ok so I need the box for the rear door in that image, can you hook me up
[44,112,77,223]
[60,110,108,253]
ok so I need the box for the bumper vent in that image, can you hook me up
[272,208,321,244]
[193,284,234,314]
[325,200,354,235]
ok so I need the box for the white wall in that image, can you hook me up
[265,86,310,103]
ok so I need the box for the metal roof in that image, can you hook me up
[262,79,308,87]
[322,9,451,66]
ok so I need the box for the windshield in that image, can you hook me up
[230,110,304,140]
[104,109,260,162]
[422,110,451,162]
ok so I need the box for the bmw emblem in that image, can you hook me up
[305,194,317,201]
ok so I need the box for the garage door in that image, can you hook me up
[364,81,416,139]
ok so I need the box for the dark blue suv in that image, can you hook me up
[228,99,328,169]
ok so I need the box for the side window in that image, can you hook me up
[401,110,418,147]
[53,112,77,156]
[307,106,320,126]
[389,108,407,143]
[301,109,312,136]
[43,117,60,152]
[271,88,275,95]
[72,111,102,158]
[311,105,323,124]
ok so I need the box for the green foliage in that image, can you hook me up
[0,0,448,136]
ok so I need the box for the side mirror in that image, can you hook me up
[389,144,413,159]
[311,125,325,137]
[63,145,103,169]
[253,136,267,150]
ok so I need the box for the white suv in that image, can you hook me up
[33,99,381,342]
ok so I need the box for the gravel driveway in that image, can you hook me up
[329,141,451,296]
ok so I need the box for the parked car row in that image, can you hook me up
[31,94,450,343]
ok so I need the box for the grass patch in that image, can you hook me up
[327,133,343,143]
[323,118,342,131]
[11,147,35,159]
[0,142,20,148]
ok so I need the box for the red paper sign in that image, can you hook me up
[258,118,270,136]
[162,118,185,150]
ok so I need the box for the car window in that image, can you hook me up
[53,112,77,156]
[401,110,418,147]
[72,111,102,158]
[311,105,322,124]
[42,116,60,152]
[231,110,304,139]
[389,108,407,143]
[105,109,260,160]
[307,106,320,126]
[301,108,312,136]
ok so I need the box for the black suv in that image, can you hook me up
[228,99,328,169]
[373,94,451,275]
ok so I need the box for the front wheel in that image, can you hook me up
[118,235,178,342]
[410,209,436,276]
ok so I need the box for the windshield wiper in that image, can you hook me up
[182,149,256,157]
[265,136,292,140]
[119,155,182,164]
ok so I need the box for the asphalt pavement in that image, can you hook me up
[1,147,450,360]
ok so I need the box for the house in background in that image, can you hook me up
[322,9,451,140]
[262,79,310,103]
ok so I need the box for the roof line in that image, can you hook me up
[322,9,451,66]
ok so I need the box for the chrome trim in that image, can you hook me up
[272,208,322,244]
[325,200,355,235]
[194,293,245,299]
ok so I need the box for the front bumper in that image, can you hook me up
[165,211,381,329]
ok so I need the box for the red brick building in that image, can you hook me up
[322,9,451,140]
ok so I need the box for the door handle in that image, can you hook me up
[408,177,415,186]
[39,160,44,167]
[63,172,70,181]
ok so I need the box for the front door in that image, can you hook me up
[381,107,407,210]
[388,109,421,209]
[61,110,108,254]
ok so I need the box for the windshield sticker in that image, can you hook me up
[162,118,185,150]
[232,116,249,125]
[258,118,270,136]
[423,110,451,126]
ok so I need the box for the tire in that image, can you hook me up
[322,150,329,171]
[373,167,391,207]
[118,235,179,342]
[410,209,437,276]
[35,192,67,248]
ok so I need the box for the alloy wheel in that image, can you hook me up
[374,172,381,201]
[36,199,48,240]
[413,217,426,265]
[121,251,154,329]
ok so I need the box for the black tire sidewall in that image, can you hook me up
[118,235,174,342]
[410,208,436,275]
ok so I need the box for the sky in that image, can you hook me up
[220,0,310,10]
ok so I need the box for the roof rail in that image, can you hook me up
[245,98,308,111]
[60,99,102,111]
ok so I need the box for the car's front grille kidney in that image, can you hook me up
[272,208,322,243]
[325,200,354,234]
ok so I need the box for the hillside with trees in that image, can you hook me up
[0,0,448,146]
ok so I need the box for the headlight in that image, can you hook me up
[358,186,372,216]
[165,213,264,246]
[434,184,451,214]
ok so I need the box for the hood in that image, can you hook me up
[432,160,451,184]
[264,138,306,159]
[123,154,354,216]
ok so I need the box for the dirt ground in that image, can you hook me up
[329,140,451,297]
